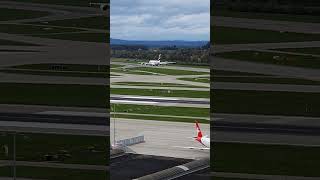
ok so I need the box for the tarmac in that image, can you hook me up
[110,119,210,160]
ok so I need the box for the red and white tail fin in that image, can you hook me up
[195,120,203,141]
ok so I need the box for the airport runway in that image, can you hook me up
[111,72,209,88]
[111,85,209,91]
[110,119,210,160]
[110,95,209,105]
[111,61,209,73]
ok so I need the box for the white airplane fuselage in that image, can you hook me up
[147,60,160,66]
[198,136,210,148]
[195,121,210,149]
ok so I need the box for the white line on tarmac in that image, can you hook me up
[110,100,159,104]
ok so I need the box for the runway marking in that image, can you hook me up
[110,100,159,104]
[114,96,179,100]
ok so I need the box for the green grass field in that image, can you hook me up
[130,67,208,76]
[212,89,320,117]
[113,114,209,124]
[111,104,209,117]
[111,58,137,63]
[275,47,320,55]
[212,26,320,44]
[111,68,156,75]
[179,77,210,83]
[216,51,320,69]
[0,8,49,21]
[0,83,108,108]
[112,82,205,88]
[111,64,124,68]
[0,133,108,165]
[111,88,209,98]
[0,166,107,180]
[213,142,320,177]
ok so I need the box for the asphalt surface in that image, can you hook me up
[111,96,209,105]
[110,119,210,159]
[110,153,191,180]
[176,169,210,180]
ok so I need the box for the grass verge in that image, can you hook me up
[111,88,209,98]
[112,82,206,88]
[113,114,209,124]
[111,104,209,117]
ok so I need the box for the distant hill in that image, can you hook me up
[110,38,208,48]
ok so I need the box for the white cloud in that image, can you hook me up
[110,0,210,41]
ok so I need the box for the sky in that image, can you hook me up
[110,0,210,41]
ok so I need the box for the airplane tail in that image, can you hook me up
[158,54,162,61]
[195,120,203,142]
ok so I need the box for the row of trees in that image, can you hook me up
[111,47,209,65]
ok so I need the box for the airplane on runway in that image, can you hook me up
[193,121,210,150]
[175,121,210,150]
[140,54,176,66]
[89,2,109,12]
